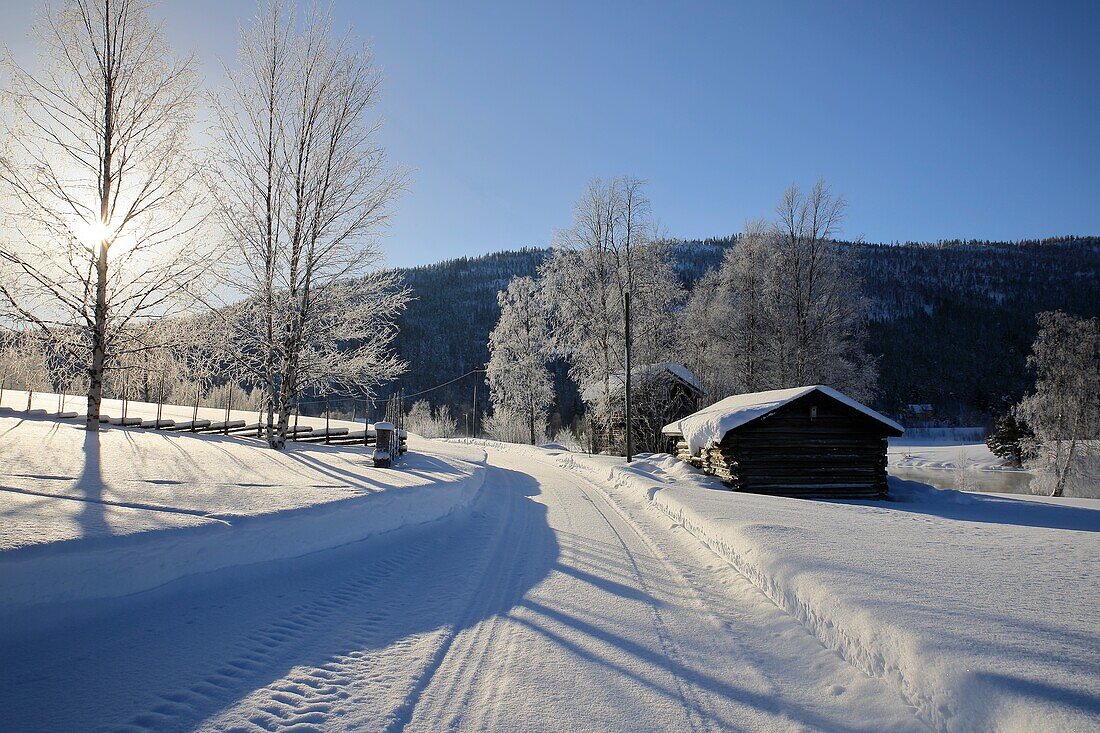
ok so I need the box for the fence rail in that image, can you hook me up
[0,389,408,466]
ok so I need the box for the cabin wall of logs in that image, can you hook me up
[670,393,896,499]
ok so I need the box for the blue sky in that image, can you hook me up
[5,1,1098,267]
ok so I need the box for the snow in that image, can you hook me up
[0,408,486,613]
[553,450,1100,732]
[3,400,1095,732]
[663,385,905,456]
[1,422,928,733]
[889,438,1009,471]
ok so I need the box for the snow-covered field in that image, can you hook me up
[552,448,1099,733]
[1,405,1096,732]
[0,404,486,613]
[888,438,1007,471]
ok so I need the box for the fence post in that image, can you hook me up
[224,385,233,435]
[0,378,5,408]
[325,398,331,444]
[156,381,164,428]
[192,388,200,432]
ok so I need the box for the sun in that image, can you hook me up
[71,218,115,249]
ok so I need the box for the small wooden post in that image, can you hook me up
[364,398,370,446]
[192,387,200,432]
[325,397,331,444]
[224,385,233,435]
[156,380,164,428]
[0,378,5,408]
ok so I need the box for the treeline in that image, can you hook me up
[386,235,1100,428]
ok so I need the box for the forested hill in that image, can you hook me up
[387,236,1100,425]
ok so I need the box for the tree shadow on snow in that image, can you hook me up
[75,429,110,540]
[0,463,558,733]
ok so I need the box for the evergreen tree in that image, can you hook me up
[986,413,1033,467]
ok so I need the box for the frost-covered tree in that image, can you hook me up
[1016,311,1099,497]
[681,221,775,398]
[539,177,682,441]
[771,180,876,400]
[0,0,211,431]
[209,1,408,448]
[681,181,875,404]
[404,399,458,439]
[487,276,553,444]
[0,329,50,408]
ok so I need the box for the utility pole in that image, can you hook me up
[472,372,479,439]
[624,291,633,463]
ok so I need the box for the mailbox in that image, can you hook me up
[373,421,395,468]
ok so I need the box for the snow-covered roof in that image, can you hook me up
[581,362,705,404]
[662,385,904,456]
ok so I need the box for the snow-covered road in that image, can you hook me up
[0,445,927,732]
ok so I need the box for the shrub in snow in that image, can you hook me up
[483,408,547,445]
[404,400,458,439]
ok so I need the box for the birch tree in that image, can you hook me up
[0,0,210,431]
[681,221,774,398]
[209,1,407,448]
[539,177,682,443]
[487,276,554,445]
[771,179,875,400]
[1016,311,1099,497]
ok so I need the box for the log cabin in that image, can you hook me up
[661,385,904,498]
[583,362,705,454]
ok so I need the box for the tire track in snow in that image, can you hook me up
[560,474,712,733]
[109,542,431,733]
[387,467,538,732]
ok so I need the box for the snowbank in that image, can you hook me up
[0,415,486,613]
[554,451,1100,733]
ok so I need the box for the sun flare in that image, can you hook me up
[71,218,115,249]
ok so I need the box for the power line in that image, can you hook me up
[397,368,485,402]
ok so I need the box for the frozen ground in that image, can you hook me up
[2,408,1095,732]
[553,449,1099,733]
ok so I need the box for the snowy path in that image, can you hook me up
[0,445,926,732]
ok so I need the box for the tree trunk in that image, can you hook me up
[529,397,536,446]
[85,241,109,431]
[1052,423,1080,497]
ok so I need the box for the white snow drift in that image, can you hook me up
[0,413,486,612]
[553,449,1100,733]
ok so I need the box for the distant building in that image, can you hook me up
[583,362,705,454]
[662,385,904,499]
